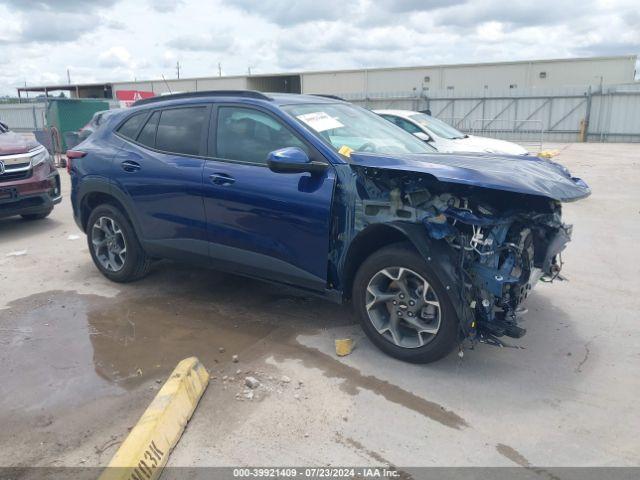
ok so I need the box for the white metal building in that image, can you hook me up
[18,55,635,100]
[103,55,636,99]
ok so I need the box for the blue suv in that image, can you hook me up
[69,91,589,363]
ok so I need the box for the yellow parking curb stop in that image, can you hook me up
[98,357,209,480]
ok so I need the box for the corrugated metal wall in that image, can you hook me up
[346,84,640,143]
[0,102,47,131]
[112,76,247,96]
[301,56,637,93]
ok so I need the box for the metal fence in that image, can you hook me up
[468,119,545,150]
[344,83,640,144]
[0,103,47,131]
[0,100,120,132]
[1,85,639,144]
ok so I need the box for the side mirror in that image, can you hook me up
[413,131,432,142]
[267,147,327,175]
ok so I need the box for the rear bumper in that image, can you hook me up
[0,171,61,219]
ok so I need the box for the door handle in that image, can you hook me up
[209,173,235,186]
[121,160,141,172]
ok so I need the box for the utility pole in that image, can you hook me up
[218,62,222,77]
[176,61,181,79]
[67,69,71,85]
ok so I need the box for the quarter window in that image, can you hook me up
[215,106,308,164]
[155,107,207,156]
[117,112,147,140]
[136,111,160,148]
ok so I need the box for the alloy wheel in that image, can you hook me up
[91,216,127,272]
[365,267,441,348]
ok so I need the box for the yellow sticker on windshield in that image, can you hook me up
[338,145,354,157]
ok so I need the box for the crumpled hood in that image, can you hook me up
[0,130,40,155]
[349,151,590,202]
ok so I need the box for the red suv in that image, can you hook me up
[0,121,61,220]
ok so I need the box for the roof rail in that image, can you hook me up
[132,90,272,106]
[310,94,346,101]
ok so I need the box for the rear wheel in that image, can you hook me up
[87,204,150,282]
[353,242,458,363]
[21,208,53,220]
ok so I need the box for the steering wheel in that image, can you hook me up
[359,142,377,153]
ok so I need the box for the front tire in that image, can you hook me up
[353,242,458,363]
[86,204,150,282]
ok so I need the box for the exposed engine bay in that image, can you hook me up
[352,166,573,345]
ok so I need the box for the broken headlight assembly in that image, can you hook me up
[423,193,570,344]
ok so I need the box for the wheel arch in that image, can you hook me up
[342,221,468,327]
[78,181,141,237]
[341,222,413,300]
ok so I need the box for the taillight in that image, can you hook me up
[65,150,86,174]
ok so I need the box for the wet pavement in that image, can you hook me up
[1,144,639,469]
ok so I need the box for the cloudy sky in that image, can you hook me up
[0,0,638,95]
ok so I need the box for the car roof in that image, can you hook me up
[374,109,420,118]
[269,93,344,105]
[130,90,344,109]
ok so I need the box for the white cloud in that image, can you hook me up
[476,22,505,43]
[99,47,136,69]
[0,0,638,95]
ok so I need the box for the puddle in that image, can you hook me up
[88,293,275,387]
[0,267,350,418]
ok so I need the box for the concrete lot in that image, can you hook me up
[1,143,639,469]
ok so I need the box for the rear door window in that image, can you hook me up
[155,107,207,156]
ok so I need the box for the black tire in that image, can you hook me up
[353,242,459,363]
[21,208,53,220]
[86,203,151,283]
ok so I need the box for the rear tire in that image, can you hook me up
[353,242,458,363]
[86,204,150,283]
[21,208,53,220]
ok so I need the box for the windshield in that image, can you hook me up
[409,113,465,140]
[283,103,435,156]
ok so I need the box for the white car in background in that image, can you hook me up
[375,109,529,155]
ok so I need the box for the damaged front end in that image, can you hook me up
[333,152,590,346]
